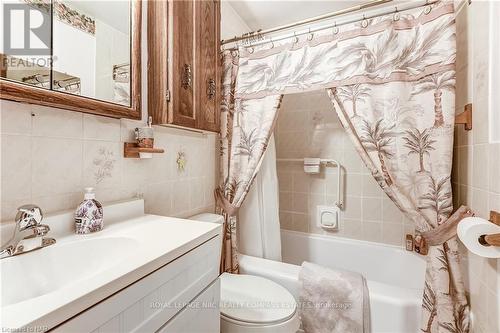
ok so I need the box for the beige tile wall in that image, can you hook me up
[275,90,412,247]
[453,2,499,332]
[0,99,217,222]
[0,0,222,223]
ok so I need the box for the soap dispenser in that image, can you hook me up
[75,187,103,234]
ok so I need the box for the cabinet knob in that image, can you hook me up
[207,78,216,100]
[181,64,192,90]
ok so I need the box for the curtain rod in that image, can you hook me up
[221,0,393,45]
[222,0,441,51]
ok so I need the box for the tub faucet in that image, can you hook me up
[0,205,56,259]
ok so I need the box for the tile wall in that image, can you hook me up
[0,100,217,222]
[275,90,412,247]
[453,1,499,332]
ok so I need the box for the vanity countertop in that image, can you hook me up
[0,199,221,331]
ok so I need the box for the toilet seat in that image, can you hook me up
[219,273,299,332]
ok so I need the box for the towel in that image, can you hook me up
[299,262,370,333]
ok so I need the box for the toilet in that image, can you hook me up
[190,214,300,333]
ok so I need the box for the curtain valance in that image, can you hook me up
[234,3,456,99]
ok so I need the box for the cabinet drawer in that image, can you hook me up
[53,235,221,333]
[157,279,220,333]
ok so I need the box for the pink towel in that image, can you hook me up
[299,262,370,333]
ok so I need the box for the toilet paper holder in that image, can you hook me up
[479,211,500,247]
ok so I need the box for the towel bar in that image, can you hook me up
[277,158,343,209]
[455,103,472,130]
[478,211,500,247]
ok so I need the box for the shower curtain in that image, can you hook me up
[238,135,282,261]
[218,2,468,331]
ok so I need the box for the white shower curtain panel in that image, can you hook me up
[238,135,282,261]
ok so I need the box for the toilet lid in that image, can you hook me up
[220,273,297,325]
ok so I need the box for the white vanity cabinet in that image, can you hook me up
[53,235,221,333]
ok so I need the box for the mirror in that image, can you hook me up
[52,1,131,105]
[0,0,140,119]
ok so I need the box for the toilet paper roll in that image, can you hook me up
[457,217,500,258]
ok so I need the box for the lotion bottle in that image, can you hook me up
[75,187,103,234]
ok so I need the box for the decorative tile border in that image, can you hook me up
[23,0,96,36]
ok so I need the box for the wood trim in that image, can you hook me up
[195,0,220,132]
[147,0,169,124]
[124,142,165,158]
[169,0,196,128]
[0,0,142,120]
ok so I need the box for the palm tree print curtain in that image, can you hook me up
[218,50,282,273]
[219,2,468,331]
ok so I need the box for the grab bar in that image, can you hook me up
[276,158,343,210]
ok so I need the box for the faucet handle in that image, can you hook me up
[15,205,43,231]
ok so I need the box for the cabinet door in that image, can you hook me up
[171,0,196,128]
[148,0,169,124]
[196,0,220,132]
[157,279,220,333]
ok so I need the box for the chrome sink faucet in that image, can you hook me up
[0,205,56,259]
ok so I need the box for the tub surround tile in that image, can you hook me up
[362,198,383,222]
[472,144,489,191]
[382,199,404,224]
[343,219,363,239]
[453,3,500,333]
[362,222,382,243]
[362,175,383,198]
[343,196,362,220]
[382,223,404,246]
[489,144,500,193]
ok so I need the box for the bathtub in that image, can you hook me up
[239,230,427,333]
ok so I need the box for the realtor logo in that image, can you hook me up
[3,3,50,55]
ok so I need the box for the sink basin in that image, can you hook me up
[0,199,222,331]
[1,237,137,307]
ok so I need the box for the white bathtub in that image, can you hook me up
[239,230,427,333]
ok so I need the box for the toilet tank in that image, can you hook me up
[190,213,224,224]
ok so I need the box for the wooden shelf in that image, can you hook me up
[124,142,165,158]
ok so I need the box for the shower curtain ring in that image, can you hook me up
[307,28,314,41]
[393,6,400,21]
[361,14,368,28]
[293,32,299,44]
[270,38,274,49]
[424,4,432,14]
[247,46,254,54]
[333,22,339,35]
